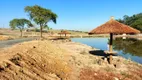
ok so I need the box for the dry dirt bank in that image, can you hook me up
[0,39,142,80]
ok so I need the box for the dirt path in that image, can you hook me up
[0,37,37,48]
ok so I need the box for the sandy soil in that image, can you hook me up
[0,38,142,80]
[0,35,13,41]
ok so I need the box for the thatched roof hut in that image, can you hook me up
[58,30,71,37]
[89,17,140,64]
[58,30,71,34]
[89,17,140,34]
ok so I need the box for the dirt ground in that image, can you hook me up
[0,35,13,41]
[0,28,109,38]
[0,38,142,80]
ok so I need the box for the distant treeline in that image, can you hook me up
[68,30,88,33]
[117,13,142,32]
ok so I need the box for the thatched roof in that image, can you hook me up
[58,30,71,34]
[89,17,140,34]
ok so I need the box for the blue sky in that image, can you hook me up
[0,0,142,31]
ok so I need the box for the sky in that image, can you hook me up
[0,0,142,31]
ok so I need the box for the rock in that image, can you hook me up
[94,73,97,76]
[98,59,103,65]
[0,65,4,71]
[33,46,36,48]
[103,57,108,64]
[104,58,107,62]
[113,77,119,80]
[114,63,121,68]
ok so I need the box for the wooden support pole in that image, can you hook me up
[60,34,61,38]
[109,33,113,64]
[109,54,113,64]
[65,34,66,37]
[109,33,113,52]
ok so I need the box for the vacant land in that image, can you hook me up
[0,28,109,38]
[0,38,142,80]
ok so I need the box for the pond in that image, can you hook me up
[71,38,142,64]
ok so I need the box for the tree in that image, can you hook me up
[44,25,50,30]
[9,18,31,37]
[117,13,142,32]
[25,5,57,38]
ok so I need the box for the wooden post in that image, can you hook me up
[109,33,113,64]
[109,54,113,64]
[65,34,66,37]
[60,34,61,38]
[109,33,113,52]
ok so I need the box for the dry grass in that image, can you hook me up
[0,28,88,38]
[0,35,13,41]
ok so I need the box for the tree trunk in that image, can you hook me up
[40,24,43,38]
[20,30,23,37]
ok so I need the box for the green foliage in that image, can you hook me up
[35,28,40,32]
[27,23,34,27]
[117,13,142,32]
[25,5,57,37]
[44,25,50,30]
[9,18,31,37]
[9,18,31,30]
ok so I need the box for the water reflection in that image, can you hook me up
[113,38,142,57]
[71,38,142,64]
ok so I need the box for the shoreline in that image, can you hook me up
[0,38,142,80]
[71,40,142,64]
[54,39,142,79]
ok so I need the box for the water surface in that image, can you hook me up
[71,38,142,64]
